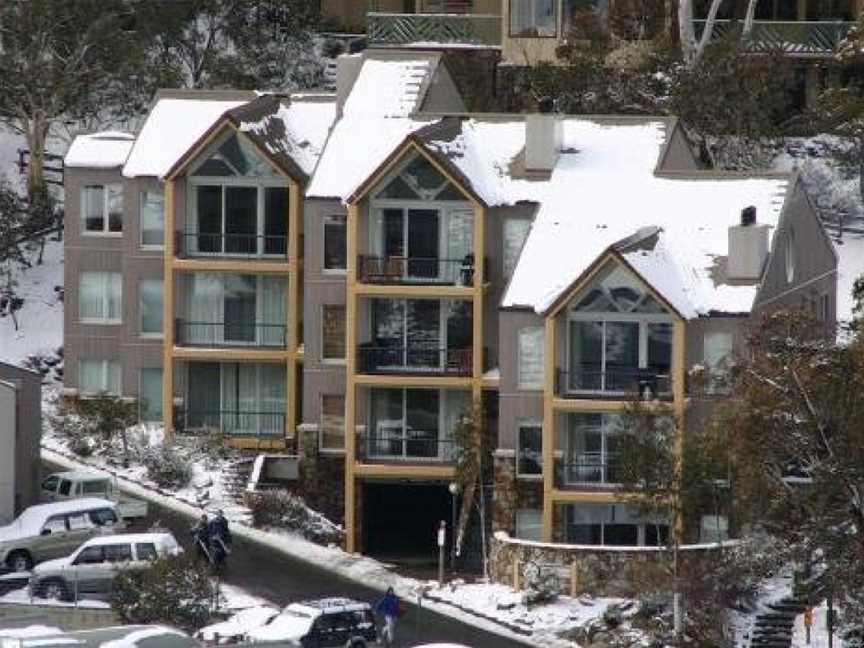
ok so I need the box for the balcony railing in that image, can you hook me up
[357,254,486,286]
[556,455,621,488]
[357,431,456,463]
[693,19,855,56]
[556,368,673,400]
[181,410,286,437]
[176,231,288,259]
[357,345,472,376]
[175,320,287,348]
[367,12,502,47]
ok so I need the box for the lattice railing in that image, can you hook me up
[693,19,855,55]
[368,12,502,47]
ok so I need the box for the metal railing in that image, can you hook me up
[176,231,288,259]
[182,411,286,437]
[357,345,472,376]
[556,455,621,488]
[693,19,855,56]
[556,368,673,400]
[357,254,485,285]
[357,431,456,463]
[367,12,502,47]
[175,320,287,348]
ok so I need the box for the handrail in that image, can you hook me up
[175,320,287,348]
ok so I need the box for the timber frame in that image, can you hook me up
[161,119,304,448]
[343,138,487,553]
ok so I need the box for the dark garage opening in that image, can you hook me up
[363,482,454,565]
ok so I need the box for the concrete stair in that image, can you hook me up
[222,457,256,505]
[745,579,822,648]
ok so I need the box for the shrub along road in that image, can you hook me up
[41,460,529,647]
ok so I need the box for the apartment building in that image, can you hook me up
[64,50,835,559]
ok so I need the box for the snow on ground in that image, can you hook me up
[0,587,109,609]
[791,600,841,648]
[0,626,61,638]
[0,238,64,367]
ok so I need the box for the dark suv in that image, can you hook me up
[247,597,378,647]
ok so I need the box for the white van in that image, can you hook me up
[41,471,148,520]
[0,498,123,572]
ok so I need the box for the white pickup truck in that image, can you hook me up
[41,471,148,520]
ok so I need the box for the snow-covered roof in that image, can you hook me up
[417,117,789,316]
[123,98,248,178]
[0,498,116,539]
[234,95,336,179]
[306,53,439,199]
[64,131,134,169]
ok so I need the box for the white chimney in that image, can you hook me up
[525,99,562,172]
[335,53,364,118]
[727,206,770,281]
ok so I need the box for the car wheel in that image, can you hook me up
[41,579,69,602]
[6,551,32,573]
[347,641,366,648]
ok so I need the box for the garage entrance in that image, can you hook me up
[362,482,454,565]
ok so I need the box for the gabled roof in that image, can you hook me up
[64,131,134,169]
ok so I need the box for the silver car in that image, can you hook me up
[29,532,181,601]
[0,498,122,573]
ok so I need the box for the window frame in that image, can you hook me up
[321,303,347,364]
[81,183,123,236]
[79,359,122,397]
[319,393,346,454]
[138,278,164,338]
[322,214,347,274]
[517,326,545,390]
[517,421,543,478]
[515,508,543,541]
[139,367,164,423]
[139,189,165,249]
[79,271,122,325]
[508,0,559,39]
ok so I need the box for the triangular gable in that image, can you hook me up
[543,248,687,322]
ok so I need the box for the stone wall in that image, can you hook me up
[490,532,731,598]
[492,451,544,537]
[297,425,345,525]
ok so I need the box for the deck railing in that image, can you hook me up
[367,12,502,47]
[357,431,456,463]
[176,231,288,259]
[357,254,484,286]
[556,368,673,400]
[175,320,287,348]
[181,411,285,437]
[556,455,621,488]
[693,19,855,56]
[357,345,472,376]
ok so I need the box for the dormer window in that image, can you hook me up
[375,155,461,202]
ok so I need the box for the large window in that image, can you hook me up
[81,184,123,234]
[80,360,121,395]
[320,394,345,452]
[565,413,621,485]
[566,503,668,546]
[704,330,733,394]
[139,368,163,423]
[140,190,164,248]
[510,0,557,37]
[517,422,542,477]
[567,264,672,396]
[79,272,121,324]
[503,218,531,280]
[518,327,544,389]
[323,215,346,271]
[322,304,346,361]
[516,509,543,541]
[188,133,287,257]
[139,279,163,337]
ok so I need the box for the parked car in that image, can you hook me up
[28,532,181,601]
[41,471,148,519]
[0,498,123,573]
[246,598,378,647]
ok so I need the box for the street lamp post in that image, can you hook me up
[448,482,459,571]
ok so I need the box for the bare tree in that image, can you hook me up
[679,0,759,67]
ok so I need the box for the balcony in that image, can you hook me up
[357,254,486,286]
[556,455,621,489]
[176,231,288,260]
[556,368,673,401]
[358,345,472,376]
[693,19,855,56]
[357,430,456,463]
[180,410,286,437]
[367,12,502,48]
[175,320,287,349]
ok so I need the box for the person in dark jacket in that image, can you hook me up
[375,587,400,646]
[191,514,211,562]
[208,509,231,565]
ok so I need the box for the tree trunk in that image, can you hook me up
[743,0,758,36]
[24,112,49,201]
[681,0,727,68]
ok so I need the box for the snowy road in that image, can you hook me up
[42,459,529,648]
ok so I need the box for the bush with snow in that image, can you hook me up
[247,489,342,545]
[137,441,193,489]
